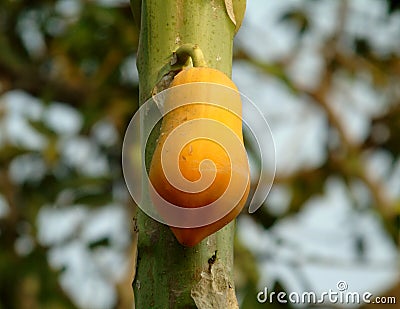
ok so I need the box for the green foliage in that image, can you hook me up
[0,1,139,308]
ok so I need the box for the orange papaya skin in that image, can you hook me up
[149,67,250,247]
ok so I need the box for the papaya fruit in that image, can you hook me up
[148,66,250,247]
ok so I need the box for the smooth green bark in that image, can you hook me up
[131,1,243,308]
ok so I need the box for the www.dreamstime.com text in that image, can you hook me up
[257,281,397,305]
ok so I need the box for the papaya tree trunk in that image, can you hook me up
[131,1,245,308]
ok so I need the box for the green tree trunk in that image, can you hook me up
[131,1,245,308]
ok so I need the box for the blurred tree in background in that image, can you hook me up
[233,1,400,308]
[0,1,138,308]
[0,1,399,309]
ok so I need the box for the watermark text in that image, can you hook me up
[257,281,397,305]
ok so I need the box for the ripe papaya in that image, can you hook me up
[148,66,250,247]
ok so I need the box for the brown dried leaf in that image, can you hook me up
[224,0,236,26]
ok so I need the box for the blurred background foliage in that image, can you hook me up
[1,1,138,308]
[0,0,399,309]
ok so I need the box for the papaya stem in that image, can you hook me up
[174,43,207,68]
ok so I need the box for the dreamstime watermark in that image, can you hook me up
[257,281,397,305]
[122,82,276,228]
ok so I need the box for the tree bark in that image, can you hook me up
[131,0,244,308]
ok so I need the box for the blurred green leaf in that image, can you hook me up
[280,9,310,35]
